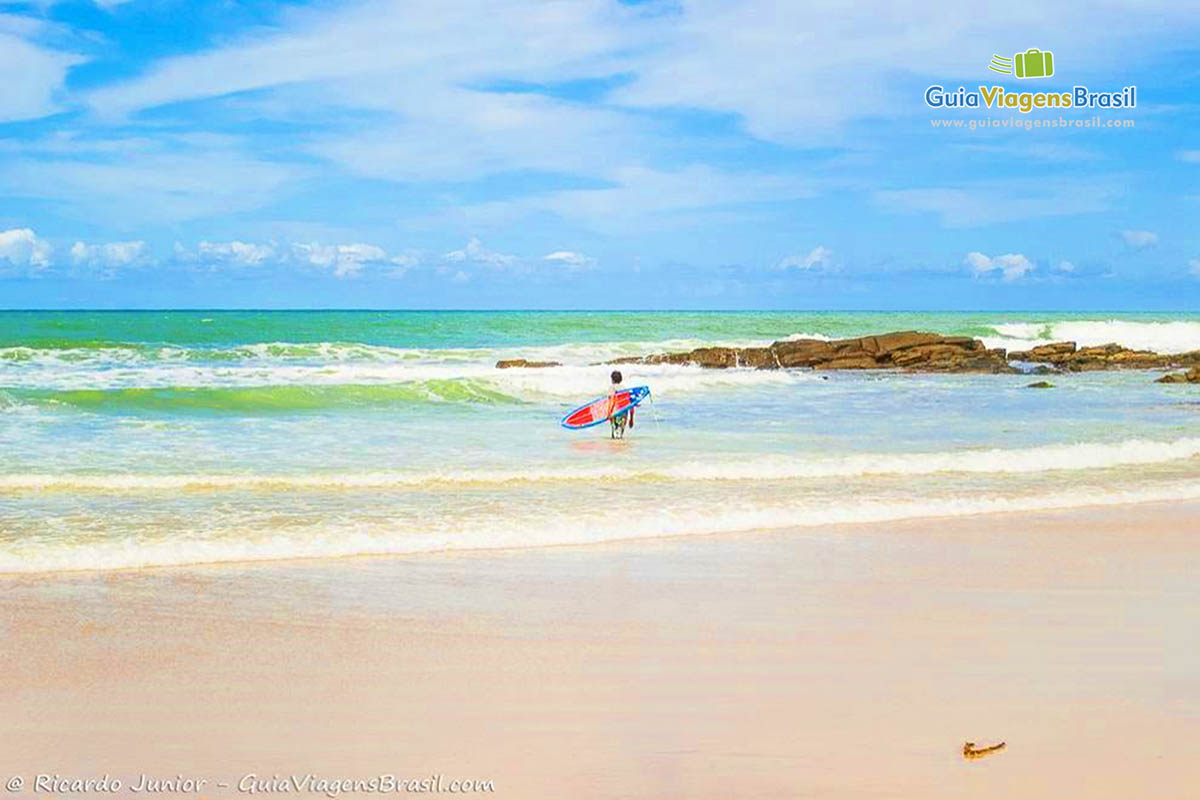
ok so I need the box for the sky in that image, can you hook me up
[0,0,1198,310]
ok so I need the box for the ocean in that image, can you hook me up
[3,310,1200,573]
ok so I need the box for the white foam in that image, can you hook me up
[0,359,815,398]
[984,320,1200,354]
[5,437,1199,492]
[5,479,1200,574]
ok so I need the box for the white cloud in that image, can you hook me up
[389,251,420,276]
[876,179,1120,228]
[1178,151,1200,163]
[0,27,81,123]
[543,250,594,269]
[1054,260,1076,273]
[310,87,643,184]
[84,0,641,118]
[1120,230,1158,248]
[177,239,393,278]
[290,242,388,278]
[78,0,1200,145]
[443,237,516,268]
[10,0,1200,241]
[778,245,833,271]
[456,166,814,234]
[189,240,277,266]
[965,251,1033,282]
[0,228,53,274]
[70,240,148,271]
[610,1,1200,142]
[1189,259,1200,278]
[0,136,308,224]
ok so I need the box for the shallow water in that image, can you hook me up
[3,310,1199,572]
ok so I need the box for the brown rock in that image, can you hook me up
[1171,351,1200,367]
[857,331,944,356]
[495,359,561,369]
[1065,343,1168,371]
[640,346,782,369]
[588,334,1185,375]
[1026,381,1054,388]
[814,355,879,370]
[645,347,739,368]
[628,330,1013,373]
[1009,341,1077,363]
[1004,340,1171,371]
[887,344,1010,372]
[889,344,969,367]
[1156,366,1200,384]
[737,347,781,369]
[771,338,837,368]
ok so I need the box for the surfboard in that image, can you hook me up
[561,386,650,430]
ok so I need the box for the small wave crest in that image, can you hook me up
[1,360,813,406]
[983,320,1200,354]
[5,480,1200,573]
[6,436,1199,490]
[3,380,523,413]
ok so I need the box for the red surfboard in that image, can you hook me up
[561,386,650,429]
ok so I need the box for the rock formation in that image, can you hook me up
[617,331,1013,373]
[1009,341,1200,371]
[494,331,1200,375]
[495,359,561,369]
[1155,366,1200,384]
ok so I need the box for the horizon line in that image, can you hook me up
[3,308,1200,314]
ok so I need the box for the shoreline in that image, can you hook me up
[5,501,1200,798]
[5,492,1200,578]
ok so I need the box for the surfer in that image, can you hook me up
[608,370,633,439]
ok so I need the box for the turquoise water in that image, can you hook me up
[3,310,1200,572]
[6,309,1200,351]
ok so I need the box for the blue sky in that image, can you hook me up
[0,0,1198,309]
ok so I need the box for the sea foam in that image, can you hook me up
[984,320,1200,354]
[5,436,1199,491]
[5,479,1200,574]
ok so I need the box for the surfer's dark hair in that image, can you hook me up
[610,370,623,384]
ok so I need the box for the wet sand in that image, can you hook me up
[3,501,1199,798]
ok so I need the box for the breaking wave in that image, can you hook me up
[5,479,1200,573]
[2,380,524,413]
[5,436,1199,490]
[983,320,1200,354]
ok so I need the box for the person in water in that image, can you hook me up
[608,370,633,439]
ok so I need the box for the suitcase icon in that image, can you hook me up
[1014,48,1054,79]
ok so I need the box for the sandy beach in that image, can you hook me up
[3,500,1198,799]
[5,0,1199,790]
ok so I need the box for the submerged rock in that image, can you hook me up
[1026,381,1054,389]
[1155,366,1200,384]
